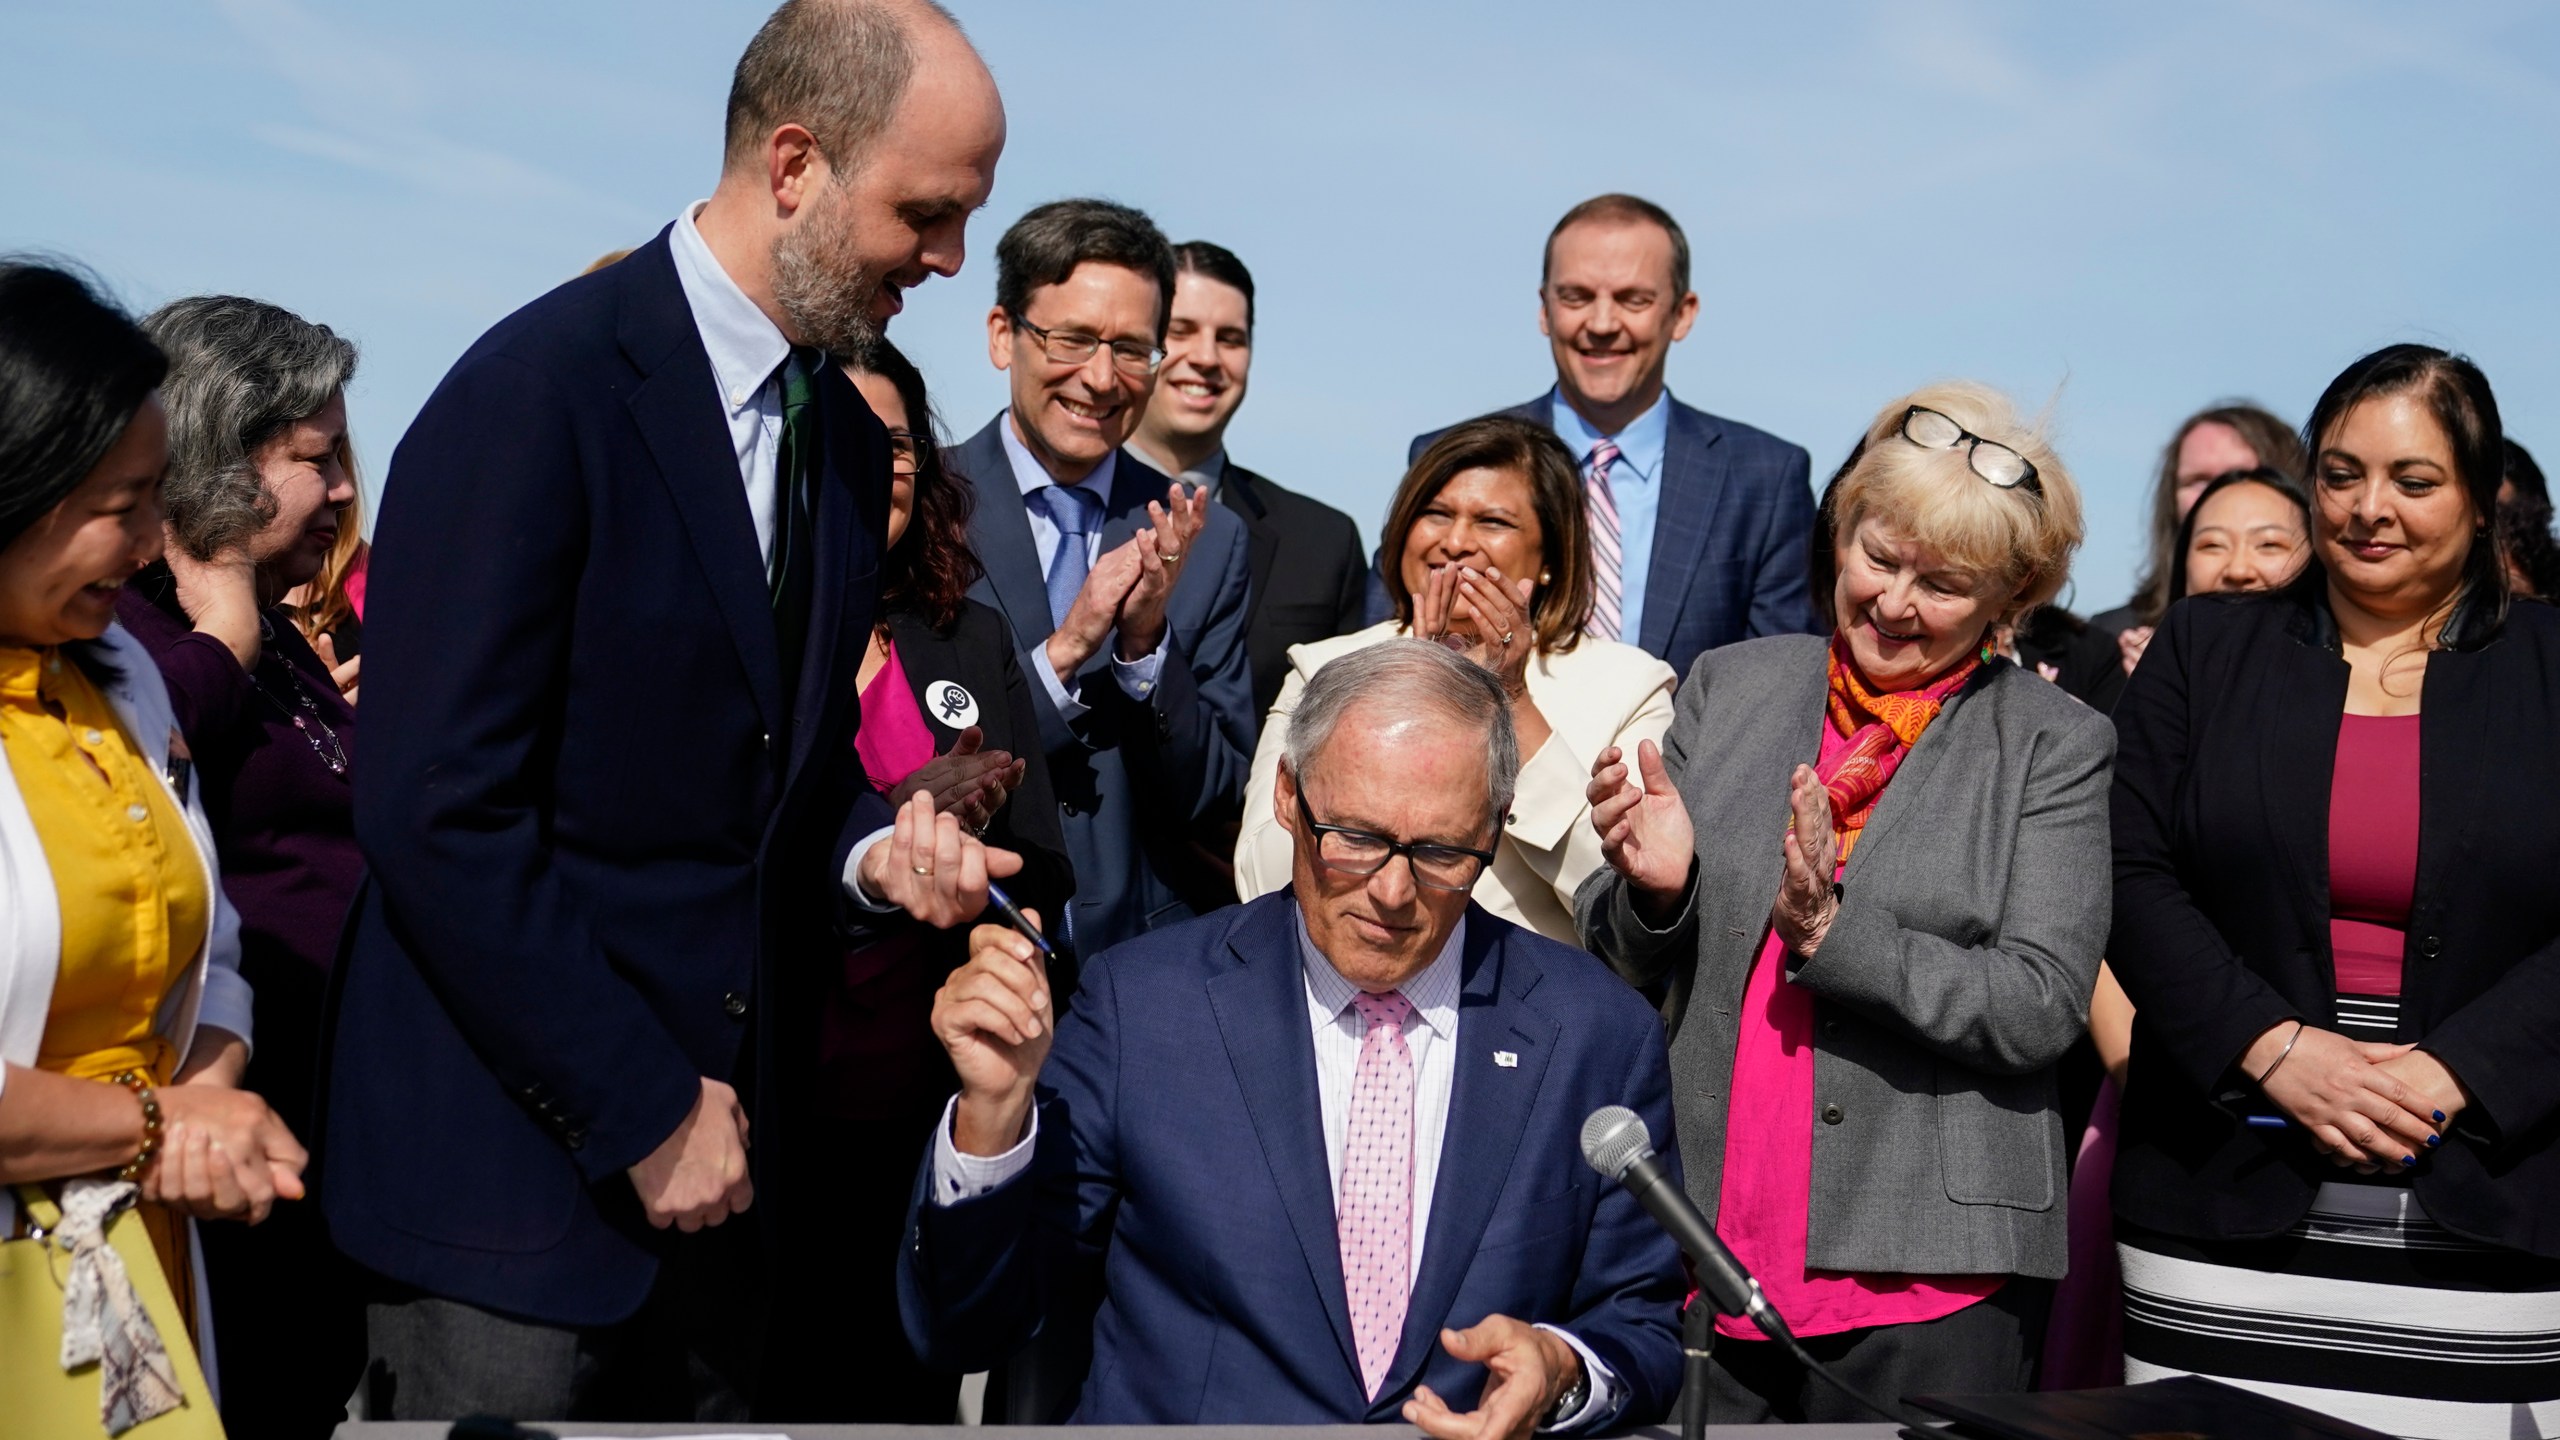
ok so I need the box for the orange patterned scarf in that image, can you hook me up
[1819,634,1981,860]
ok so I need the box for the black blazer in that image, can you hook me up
[2109,588,2560,1257]
[325,227,896,1326]
[881,600,1074,930]
[1215,459,1368,717]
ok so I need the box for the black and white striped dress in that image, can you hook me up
[2119,716,2560,1438]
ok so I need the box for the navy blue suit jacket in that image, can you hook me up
[897,893,1686,1426]
[947,416,1256,957]
[323,229,895,1326]
[1390,394,1820,679]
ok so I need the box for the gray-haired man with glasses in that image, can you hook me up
[905,638,1685,1434]
[948,197,1257,962]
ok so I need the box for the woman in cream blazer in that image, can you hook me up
[1235,416,1674,944]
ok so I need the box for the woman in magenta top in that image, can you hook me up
[757,338,1072,1423]
[1581,383,2110,1421]
[2109,346,2560,1439]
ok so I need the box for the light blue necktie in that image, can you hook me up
[1030,483,1103,630]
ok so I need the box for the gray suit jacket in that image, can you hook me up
[1575,635,2113,1280]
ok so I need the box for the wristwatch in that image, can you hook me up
[1542,1364,1591,1431]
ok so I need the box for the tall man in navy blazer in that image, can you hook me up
[949,199,1256,960]
[902,640,1685,1434]
[1400,194,1819,679]
[327,0,1013,1420]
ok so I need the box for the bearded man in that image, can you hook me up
[323,0,1010,1419]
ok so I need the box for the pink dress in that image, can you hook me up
[1711,719,2004,1340]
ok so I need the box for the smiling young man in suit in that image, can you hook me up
[328,0,1012,1420]
[1398,195,1820,680]
[901,639,1684,1435]
[946,199,1257,961]
[1129,241,1369,716]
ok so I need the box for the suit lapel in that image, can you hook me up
[2412,641,2490,1021]
[1097,447,1171,554]
[1204,897,1363,1389]
[1639,403,1732,657]
[1222,460,1280,604]
[2260,617,2349,963]
[1379,915,1558,1407]
[617,238,783,733]
[953,415,1056,646]
[786,364,884,783]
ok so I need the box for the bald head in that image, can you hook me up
[722,0,990,177]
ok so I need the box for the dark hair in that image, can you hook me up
[1172,240,1254,332]
[0,259,166,554]
[1805,437,1868,630]
[2166,468,2312,604]
[844,337,979,632]
[723,0,947,173]
[994,199,1176,345]
[2127,403,2304,625]
[2294,343,2507,647]
[2498,439,2560,602]
[145,296,358,562]
[1381,415,1592,654]
[1543,193,1690,299]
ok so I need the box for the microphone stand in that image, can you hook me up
[1680,1291,1713,1440]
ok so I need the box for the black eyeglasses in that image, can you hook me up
[1293,788,1496,893]
[1011,317,1164,377]
[1899,406,2042,496]
[886,428,919,478]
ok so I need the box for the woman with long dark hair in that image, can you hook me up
[2110,345,2560,1437]
[755,337,1072,1423]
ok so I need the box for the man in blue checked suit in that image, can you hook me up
[901,640,1685,1435]
[1393,194,1820,680]
[947,199,1256,962]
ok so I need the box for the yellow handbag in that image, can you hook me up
[1,1184,225,1439]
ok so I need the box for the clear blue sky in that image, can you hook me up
[6,0,2555,612]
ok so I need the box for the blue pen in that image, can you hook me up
[984,881,1056,968]
[2245,1114,2292,1129]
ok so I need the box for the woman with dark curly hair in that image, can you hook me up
[755,337,1073,1423]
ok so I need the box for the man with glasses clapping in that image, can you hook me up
[947,198,1256,965]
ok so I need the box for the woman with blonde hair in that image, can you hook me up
[1235,414,1674,944]
[1580,382,2110,1420]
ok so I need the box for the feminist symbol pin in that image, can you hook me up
[932,682,979,729]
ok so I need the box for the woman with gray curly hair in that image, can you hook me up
[112,294,366,1436]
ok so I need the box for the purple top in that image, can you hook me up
[116,575,359,980]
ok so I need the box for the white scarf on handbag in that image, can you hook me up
[53,1177,185,1434]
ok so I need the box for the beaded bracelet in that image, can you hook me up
[108,1070,163,1184]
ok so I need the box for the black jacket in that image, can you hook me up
[2109,587,2560,1256]
[1216,459,1368,717]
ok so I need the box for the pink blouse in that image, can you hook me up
[2328,714,2421,999]
[1711,718,2003,1339]
[855,639,939,793]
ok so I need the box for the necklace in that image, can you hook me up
[247,616,349,777]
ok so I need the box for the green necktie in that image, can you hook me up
[769,348,819,712]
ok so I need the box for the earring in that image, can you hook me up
[1538,570,1551,585]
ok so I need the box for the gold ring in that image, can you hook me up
[1159,548,1182,562]
[1500,630,1515,646]
[911,863,934,877]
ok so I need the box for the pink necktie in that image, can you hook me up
[1585,440,1624,641]
[1341,990,1416,1400]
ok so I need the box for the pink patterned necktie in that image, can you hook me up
[1585,439,1624,641]
[1340,989,1417,1400]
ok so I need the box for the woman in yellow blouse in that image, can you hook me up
[0,263,307,1429]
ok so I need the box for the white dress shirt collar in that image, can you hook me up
[1293,900,1464,1044]
[1128,438,1227,496]
[668,202,792,419]
[1000,407,1119,509]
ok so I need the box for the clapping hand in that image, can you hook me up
[1771,764,1840,957]
[1044,541,1143,686]
[887,726,1024,833]
[932,910,1054,1156]
[1117,482,1211,660]
[1587,741,1694,925]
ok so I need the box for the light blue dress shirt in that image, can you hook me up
[1548,388,1671,648]
[996,411,1167,717]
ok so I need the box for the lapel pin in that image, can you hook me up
[1493,1050,1518,1068]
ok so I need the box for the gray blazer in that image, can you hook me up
[1575,634,2113,1280]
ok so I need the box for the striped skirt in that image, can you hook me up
[2120,1182,2560,1439]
